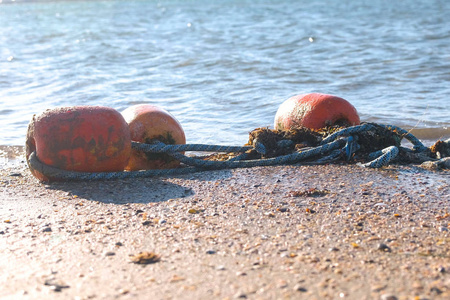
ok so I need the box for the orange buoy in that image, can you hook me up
[121,104,186,171]
[26,106,131,181]
[274,93,360,130]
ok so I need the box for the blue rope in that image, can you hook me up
[377,124,427,151]
[131,141,254,154]
[361,146,399,168]
[28,152,200,181]
[165,138,345,169]
[321,124,376,145]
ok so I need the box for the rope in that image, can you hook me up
[28,152,199,181]
[165,138,346,169]
[377,124,427,151]
[131,141,255,154]
[27,123,434,181]
[361,146,399,168]
[320,123,427,151]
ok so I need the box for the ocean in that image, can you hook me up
[0,0,449,148]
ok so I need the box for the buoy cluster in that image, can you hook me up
[26,93,360,181]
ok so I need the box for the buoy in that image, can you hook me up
[121,104,186,170]
[274,93,360,130]
[26,106,131,181]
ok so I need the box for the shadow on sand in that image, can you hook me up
[44,169,233,204]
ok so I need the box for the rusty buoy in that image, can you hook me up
[26,106,131,181]
[274,93,360,130]
[121,104,186,171]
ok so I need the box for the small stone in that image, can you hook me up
[130,252,161,264]
[430,287,443,294]
[118,289,130,295]
[234,291,247,299]
[278,280,288,288]
[380,294,398,300]
[44,279,70,292]
[216,265,226,270]
[294,284,307,292]
[371,285,386,292]
[206,249,216,255]
[115,242,123,247]
[329,247,339,252]
[277,207,289,213]
[104,251,115,256]
[188,208,200,214]
[377,243,391,252]
[41,227,52,233]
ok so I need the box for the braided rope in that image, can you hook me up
[321,123,427,152]
[361,146,399,168]
[165,138,345,169]
[28,152,199,181]
[320,124,375,145]
[131,141,254,153]
[377,124,427,151]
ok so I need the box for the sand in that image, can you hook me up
[0,149,449,300]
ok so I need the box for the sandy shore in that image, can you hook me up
[0,150,449,300]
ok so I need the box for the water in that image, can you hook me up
[1,0,449,147]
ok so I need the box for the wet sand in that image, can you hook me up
[0,149,449,300]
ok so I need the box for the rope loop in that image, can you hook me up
[361,146,399,168]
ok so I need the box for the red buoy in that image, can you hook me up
[121,104,186,171]
[26,106,131,181]
[274,93,360,130]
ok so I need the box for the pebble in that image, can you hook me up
[377,243,391,252]
[380,294,398,300]
[234,291,247,299]
[277,206,289,213]
[41,227,52,233]
[294,284,307,292]
[206,249,216,255]
[44,279,70,292]
[430,287,443,294]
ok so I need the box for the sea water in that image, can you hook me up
[0,0,449,147]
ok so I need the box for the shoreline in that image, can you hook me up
[1,154,449,299]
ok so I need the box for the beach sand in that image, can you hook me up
[0,148,449,300]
